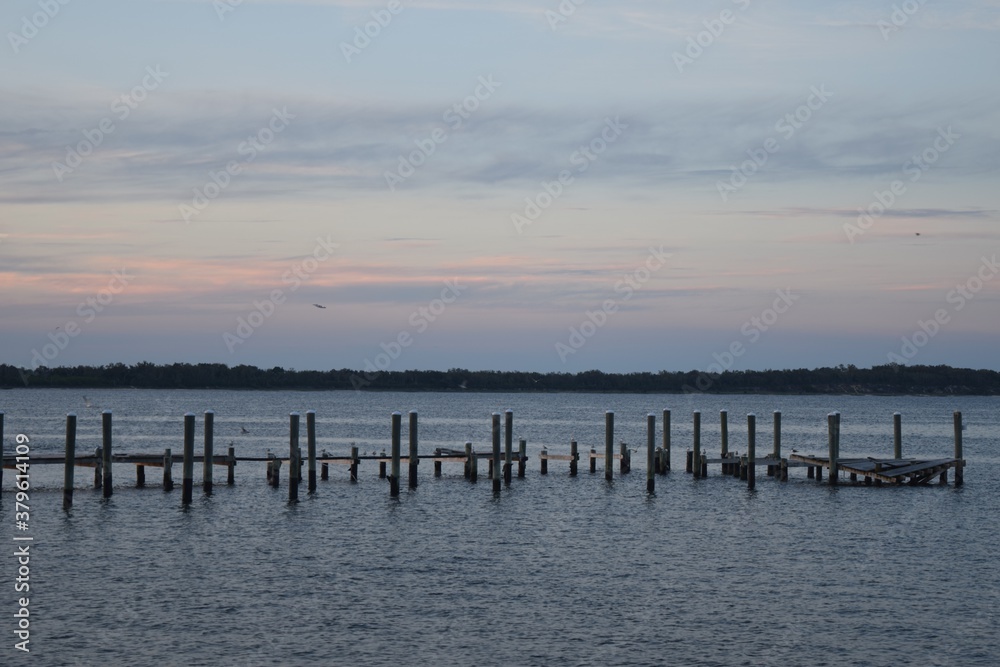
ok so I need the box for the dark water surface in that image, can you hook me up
[2,390,998,666]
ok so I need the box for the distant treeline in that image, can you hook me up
[2,362,999,395]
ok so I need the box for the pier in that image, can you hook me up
[0,409,967,506]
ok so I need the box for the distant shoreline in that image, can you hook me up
[3,362,998,396]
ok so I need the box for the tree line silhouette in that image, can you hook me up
[2,362,998,394]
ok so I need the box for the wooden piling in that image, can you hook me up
[136,465,145,487]
[827,413,838,486]
[605,411,614,482]
[954,411,964,486]
[646,413,655,494]
[183,412,195,504]
[0,413,3,489]
[390,412,402,497]
[692,411,701,479]
[873,461,881,486]
[747,413,756,490]
[434,449,442,477]
[740,455,748,481]
[470,447,479,483]
[408,411,419,490]
[780,458,788,482]
[203,410,214,495]
[661,408,671,473]
[163,448,174,491]
[307,411,317,493]
[227,445,235,485]
[807,464,814,479]
[590,448,597,474]
[893,412,902,460]
[350,445,359,482]
[322,460,330,481]
[464,442,472,479]
[686,450,693,473]
[619,442,629,475]
[492,412,502,494]
[289,412,300,502]
[518,439,527,478]
[769,411,781,477]
[504,410,513,486]
[63,413,76,510]
[540,448,548,475]
[701,452,708,478]
[732,453,740,478]
[720,410,729,474]
[380,459,387,478]
[101,410,113,498]
[570,440,578,476]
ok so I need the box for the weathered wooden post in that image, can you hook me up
[769,411,781,477]
[163,448,174,491]
[779,458,788,482]
[646,413,655,494]
[379,457,387,479]
[136,465,145,487]
[203,410,214,495]
[0,413,3,489]
[700,452,708,477]
[518,439,527,478]
[893,412,902,460]
[322,455,330,481]
[63,413,77,510]
[350,445,359,482]
[540,448,548,475]
[492,412,502,494]
[827,412,838,486]
[954,411,964,486]
[182,412,195,504]
[434,449,442,477]
[464,442,472,479]
[692,411,701,479]
[590,447,597,474]
[720,410,729,474]
[470,446,479,483]
[746,413,756,490]
[102,410,113,498]
[807,464,814,479]
[390,412,402,497]
[661,408,671,473]
[504,410,513,486]
[874,461,882,487]
[227,445,236,485]
[686,449,693,473]
[408,411,419,490]
[307,410,317,493]
[570,440,578,476]
[620,442,629,475]
[605,411,614,482]
[289,412,300,502]
[740,455,748,481]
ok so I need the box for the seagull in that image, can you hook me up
[459,381,468,389]
[312,304,327,309]
[82,395,94,408]
[240,426,250,434]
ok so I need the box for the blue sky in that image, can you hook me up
[2,0,999,374]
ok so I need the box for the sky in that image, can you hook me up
[1,0,999,374]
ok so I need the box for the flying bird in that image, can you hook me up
[240,426,250,434]
[312,304,327,309]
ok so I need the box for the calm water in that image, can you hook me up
[2,389,998,667]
